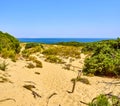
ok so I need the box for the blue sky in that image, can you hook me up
[0,0,120,38]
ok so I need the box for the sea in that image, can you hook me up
[18,38,114,44]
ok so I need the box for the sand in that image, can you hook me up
[0,54,120,106]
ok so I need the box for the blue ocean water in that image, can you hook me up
[18,38,113,44]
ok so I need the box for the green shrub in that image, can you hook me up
[28,56,37,61]
[34,59,43,68]
[89,94,110,106]
[0,61,9,71]
[42,46,81,58]
[45,55,63,63]
[25,43,39,49]
[1,48,10,58]
[26,56,43,68]
[26,62,35,68]
[22,50,30,58]
[56,41,85,47]
[22,46,42,58]
[42,48,58,55]
[0,31,20,59]
[83,38,120,77]
[0,31,20,54]
[88,94,120,106]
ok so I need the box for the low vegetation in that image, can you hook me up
[45,55,63,64]
[0,61,8,71]
[82,38,120,77]
[1,30,120,78]
[26,56,43,68]
[26,62,35,68]
[88,93,120,106]
[25,43,39,49]
[42,45,81,58]
[56,41,85,47]
[0,31,20,60]
[22,46,42,58]
[34,59,42,68]
[71,77,90,85]
[67,76,90,94]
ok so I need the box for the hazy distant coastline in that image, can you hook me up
[18,38,114,44]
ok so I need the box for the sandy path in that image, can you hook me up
[0,56,120,106]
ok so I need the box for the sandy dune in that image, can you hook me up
[0,55,120,106]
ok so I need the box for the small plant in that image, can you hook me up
[80,93,120,106]
[1,48,10,58]
[34,59,43,68]
[28,56,37,61]
[63,63,71,70]
[89,94,110,106]
[42,48,58,55]
[45,55,63,63]
[26,62,35,68]
[77,77,90,84]
[88,93,120,106]
[71,77,90,85]
[25,43,39,49]
[26,57,43,68]
[22,46,42,58]
[42,45,81,58]
[87,73,95,77]
[0,61,9,71]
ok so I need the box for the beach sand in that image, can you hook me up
[0,54,120,106]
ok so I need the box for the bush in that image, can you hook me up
[1,48,10,58]
[42,48,58,55]
[83,38,120,77]
[22,46,42,58]
[0,61,9,71]
[45,55,63,63]
[88,94,120,106]
[56,41,85,47]
[1,49,16,61]
[0,31,20,54]
[34,59,43,68]
[26,56,43,68]
[25,43,39,49]
[26,62,35,68]
[28,56,37,61]
[89,94,110,106]
[42,46,81,58]
[22,50,31,58]
[0,31,20,59]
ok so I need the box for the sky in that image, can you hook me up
[0,0,120,38]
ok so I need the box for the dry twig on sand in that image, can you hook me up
[46,93,57,106]
[67,80,76,93]
[23,84,41,99]
[0,98,16,103]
